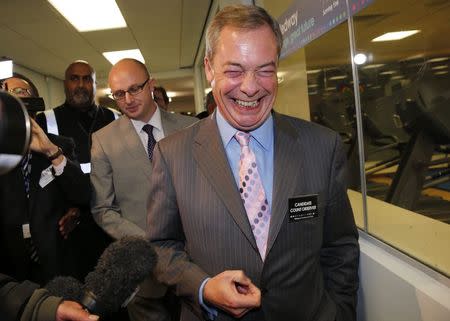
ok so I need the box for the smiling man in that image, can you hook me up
[89,58,196,321]
[147,5,359,321]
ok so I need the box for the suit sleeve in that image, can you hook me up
[19,289,62,321]
[0,273,39,321]
[147,143,209,318]
[90,132,146,239]
[320,134,359,321]
[0,273,61,321]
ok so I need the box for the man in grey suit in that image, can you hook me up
[147,5,359,321]
[90,58,197,321]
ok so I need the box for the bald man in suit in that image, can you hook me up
[90,58,197,321]
[147,5,359,321]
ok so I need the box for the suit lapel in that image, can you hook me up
[120,117,152,179]
[160,109,177,136]
[266,113,305,256]
[193,117,258,252]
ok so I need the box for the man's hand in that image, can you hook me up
[204,270,261,318]
[29,118,55,154]
[59,208,80,239]
[56,300,99,321]
[29,118,65,165]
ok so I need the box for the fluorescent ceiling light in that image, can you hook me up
[103,49,145,65]
[372,30,420,42]
[329,75,347,80]
[166,91,176,98]
[362,64,385,69]
[427,57,448,63]
[306,69,321,74]
[48,0,126,32]
[380,70,397,75]
[431,65,448,70]
[204,87,212,94]
[391,75,404,80]
[401,54,424,61]
[0,59,13,79]
[435,71,448,75]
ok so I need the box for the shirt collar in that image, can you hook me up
[215,108,273,151]
[131,106,163,133]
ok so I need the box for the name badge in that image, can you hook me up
[39,165,55,188]
[22,223,31,239]
[288,194,318,222]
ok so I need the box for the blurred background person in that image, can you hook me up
[196,90,216,119]
[1,72,39,99]
[153,86,169,111]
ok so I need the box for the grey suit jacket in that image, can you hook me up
[90,109,197,240]
[147,112,359,321]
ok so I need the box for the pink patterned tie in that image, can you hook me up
[235,131,271,260]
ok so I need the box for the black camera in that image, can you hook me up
[0,91,31,174]
[20,96,45,113]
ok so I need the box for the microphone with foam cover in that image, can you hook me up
[46,236,157,317]
[45,276,83,301]
[81,236,157,316]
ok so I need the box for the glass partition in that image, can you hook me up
[353,0,450,274]
[354,0,450,222]
[264,0,450,275]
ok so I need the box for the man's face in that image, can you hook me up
[109,61,156,122]
[4,77,33,97]
[64,63,96,109]
[205,25,278,131]
[153,89,168,110]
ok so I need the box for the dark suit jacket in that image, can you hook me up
[36,105,118,280]
[147,112,359,321]
[0,135,89,285]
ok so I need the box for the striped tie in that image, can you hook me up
[21,153,32,198]
[21,153,39,263]
[142,124,157,161]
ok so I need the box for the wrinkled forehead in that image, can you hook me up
[4,77,31,90]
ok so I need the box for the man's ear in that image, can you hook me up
[148,78,156,98]
[148,78,156,91]
[204,57,214,84]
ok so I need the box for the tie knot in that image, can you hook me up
[142,124,153,135]
[235,131,251,147]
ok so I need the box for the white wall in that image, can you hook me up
[358,232,450,321]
